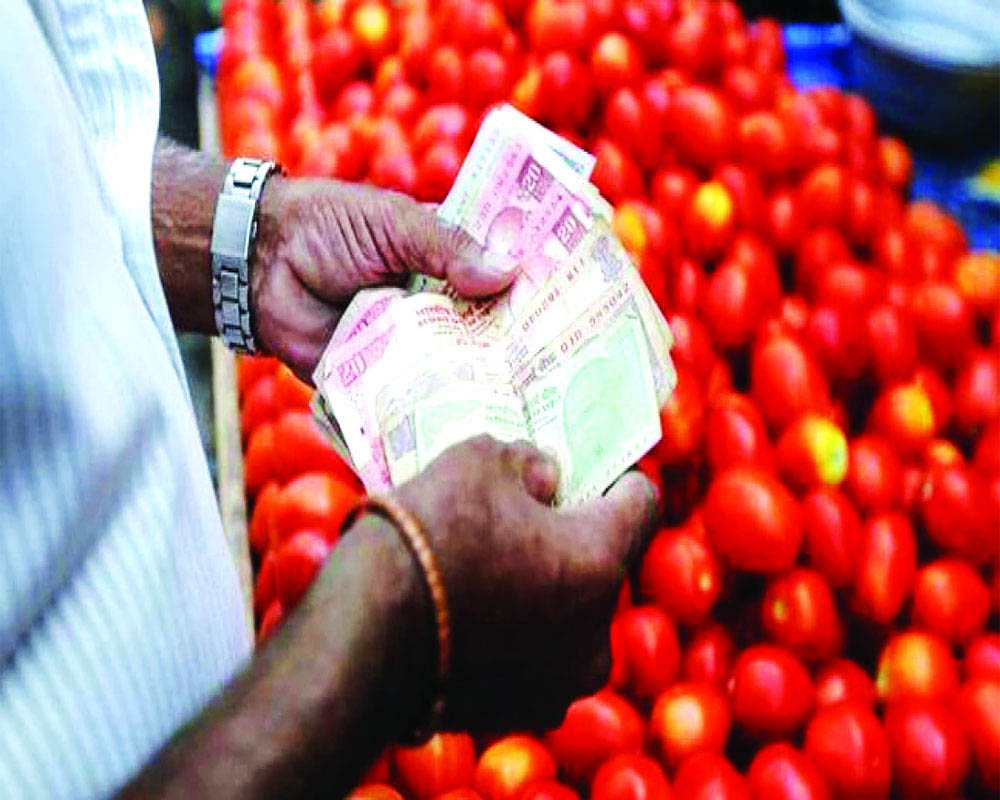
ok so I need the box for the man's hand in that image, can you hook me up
[395,435,658,733]
[253,177,517,380]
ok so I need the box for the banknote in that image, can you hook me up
[313,105,675,504]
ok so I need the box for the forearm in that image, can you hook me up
[120,516,434,799]
[151,138,229,333]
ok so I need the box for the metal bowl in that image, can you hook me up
[838,0,1000,139]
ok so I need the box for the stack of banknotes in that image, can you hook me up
[312,105,677,505]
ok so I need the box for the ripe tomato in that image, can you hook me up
[332,80,376,120]
[747,743,831,800]
[254,548,277,618]
[798,163,847,229]
[953,349,1000,434]
[314,29,362,102]
[766,188,804,254]
[763,569,842,662]
[240,374,278,441]
[651,166,698,223]
[805,304,869,382]
[650,682,730,768]
[363,750,392,785]
[751,332,830,432]
[256,598,284,644]
[249,481,279,557]
[590,753,672,800]
[590,32,643,94]
[412,104,470,157]
[394,733,477,800]
[776,414,849,491]
[474,737,556,800]
[526,0,591,55]
[275,529,331,608]
[876,631,959,703]
[737,111,791,176]
[610,606,680,700]
[591,138,644,205]
[244,421,276,495]
[671,753,749,800]
[796,227,851,294]
[514,781,579,800]
[703,258,775,348]
[349,784,405,800]
[604,87,660,169]
[416,140,463,201]
[801,488,862,588]
[845,435,903,514]
[918,463,995,562]
[668,86,735,169]
[704,466,803,574]
[653,367,705,467]
[852,512,916,626]
[958,678,1000,790]
[804,701,890,800]
[877,136,912,188]
[884,699,970,799]
[237,355,279,398]
[869,381,937,458]
[271,471,360,548]
[953,251,1000,314]
[815,659,876,708]
[730,644,815,737]
[545,691,643,782]
[705,392,773,474]
[464,48,510,110]
[639,526,722,626]
[537,51,594,129]
[912,558,990,644]
[966,634,1000,681]
[683,624,735,686]
[910,281,975,371]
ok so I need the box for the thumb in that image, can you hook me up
[574,471,659,570]
[396,198,518,298]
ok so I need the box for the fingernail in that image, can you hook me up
[525,453,560,501]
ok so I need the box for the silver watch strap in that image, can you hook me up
[210,157,278,354]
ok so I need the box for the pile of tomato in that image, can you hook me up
[226,0,1000,796]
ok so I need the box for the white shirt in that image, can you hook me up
[0,1,253,797]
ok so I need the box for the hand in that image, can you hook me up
[253,177,517,381]
[393,435,658,733]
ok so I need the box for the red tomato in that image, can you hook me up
[671,753,749,800]
[884,699,969,800]
[610,606,680,700]
[590,753,672,800]
[240,373,278,440]
[966,634,1000,681]
[846,176,878,246]
[852,512,917,626]
[763,569,843,662]
[591,138,644,205]
[959,678,1000,790]
[911,281,975,370]
[737,111,791,176]
[683,624,736,686]
[426,45,465,102]
[805,305,869,382]
[669,86,735,169]
[776,414,849,491]
[704,466,803,574]
[349,784,405,800]
[869,381,938,458]
[514,781,579,800]
[369,146,417,193]
[953,349,1000,434]
[314,29,362,102]
[804,701,890,800]
[435,790,485,800]
[526,0,591,55]
[877,136,912,188]
[795,227,851,294]
[845,435,903,514]
[537,51,594,129]
[812,261,883,311]
[273,410,361,487]
[639,526,722,626]
[395,733,477,800]
[653,367,705,467]
[702,258,773,348]
[332,81,376,120]
[876,631,959,703]
[271,364,312,412]
[919,463,995,562]
[604,87,660,169]
[380,81,422,125]
[275,530,331,608]
[801,488,863,588]
[363,750,392,785]
[237,355,279,398]
[474,736,556,800]
[416,140,463,201]
[953,251,1000,314]
[590,32,643,94]
[705,392,773,474]
[799,163,847,229]
[249,481,279,557]
[766,188,804,254]
[751,332,830,432]
[815,659,876,708]
[545,691,643,782]
[651,166,698,223]
[244,421,276,495]
[254,548,277,618]
[747,743,831,800]
[464,48,510,110]
[913,558,990,644]
[650,682,730,768]
[256,598,284,644]
[730,644,815,736]
[412,104,470,156]
[665,312,715,383]
[271,471,360,548]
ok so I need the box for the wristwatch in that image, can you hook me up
[210,157,281,354]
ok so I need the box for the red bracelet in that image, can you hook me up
[343,494,450,736]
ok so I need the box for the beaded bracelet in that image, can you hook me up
[342,494,450,738]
